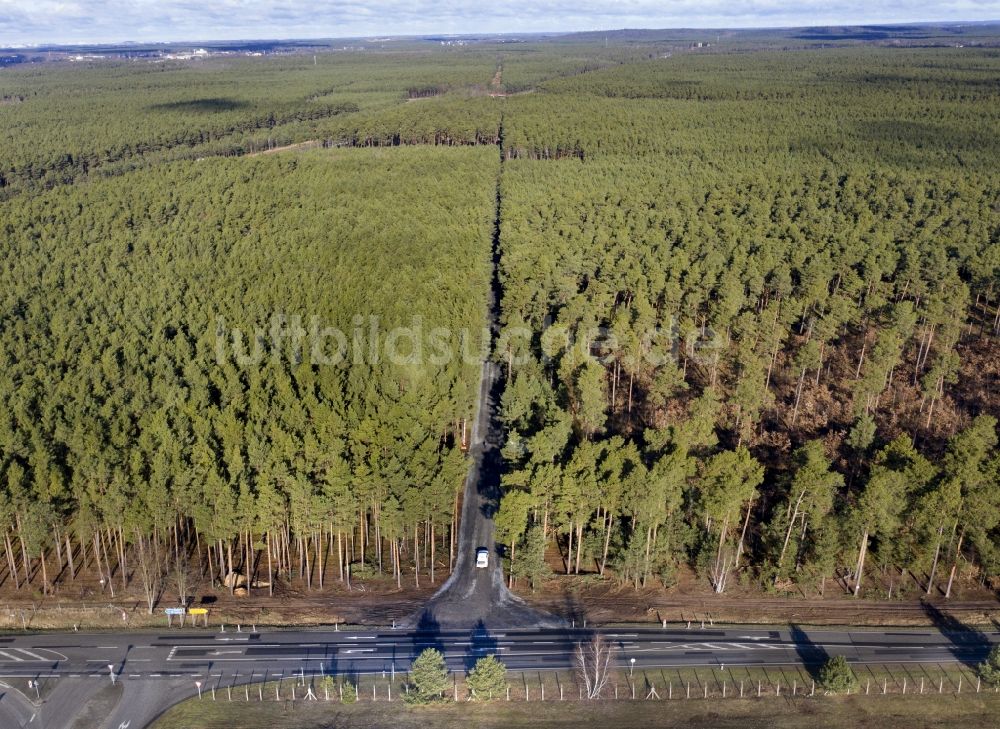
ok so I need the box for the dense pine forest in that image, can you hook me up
[0,37,997,611]
[496,47,1000,599]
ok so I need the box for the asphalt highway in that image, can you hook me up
[0,624,995,680]
[0,623,996,728]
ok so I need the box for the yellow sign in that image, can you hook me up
[188,608,208,615]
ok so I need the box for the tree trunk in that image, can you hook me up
[4,532,19,590]
[413,522,420,588]
[734,500,753,569]
[777,492,805,574]
[573,522,582,574]
[65,533,75,580]
[926,525,944,595]
[316,531,324,590]
[853,529,869,597]
[15,514,29,584]
[508,539,515,589]
[600,511,613,577]
[945,531,964,599]
[337,530,344,582]
[266,531,274,597]
[565,520,574,575]
[713,517,729,590]
[791,367,807,424]
[40,549,49,595]
[304,535,312,590]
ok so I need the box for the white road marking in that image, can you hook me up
[345,649,375,654]
[0,650,22,661]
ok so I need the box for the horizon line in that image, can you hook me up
[3,18,1000,51]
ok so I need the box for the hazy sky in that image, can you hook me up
[1,0,998,46]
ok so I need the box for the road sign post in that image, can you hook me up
[164,607,185,626]
[188,607,209,626]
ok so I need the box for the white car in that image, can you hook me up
[476,548,489,568]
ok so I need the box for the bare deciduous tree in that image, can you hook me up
[133,532,163,615]
[575,634,613,699]
[172,551,195,607]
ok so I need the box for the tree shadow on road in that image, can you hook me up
[790,624,828,680]
[413,608,444,656]
[922,601,991,668]
[465,619,499,670]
